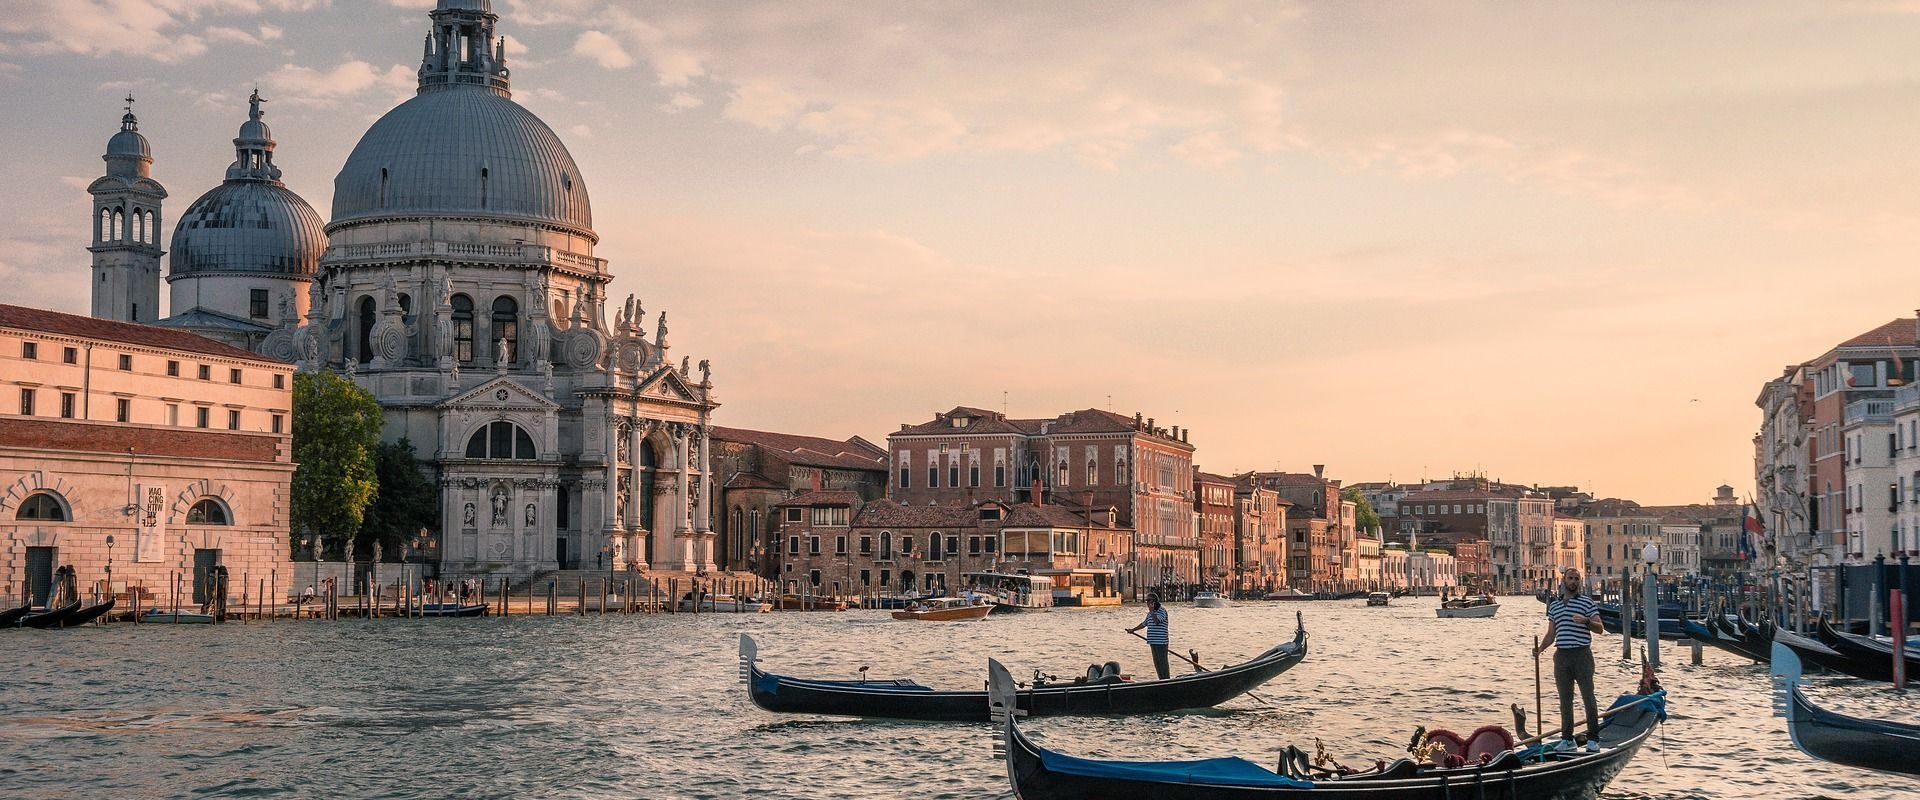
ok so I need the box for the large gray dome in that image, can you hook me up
[329,89,594,237]
[170,182,326,277]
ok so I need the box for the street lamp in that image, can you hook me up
[1641,542,1660,668]
[105,534,115,599]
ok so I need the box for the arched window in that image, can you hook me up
[15,492,68,521]
[378,167,389,208]
[111,208,125,241]
[133,208,144,243]
[398,293,413,317]
[186,498,230,525]
[99,209,111,242]
[490,296,518,364]
[480,167,489,209]
[450,294,474,363]
[356,296,376,364]
[880,531,893,560]
[465,420,537,460]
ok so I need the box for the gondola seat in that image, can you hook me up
[1341,758,1422,781]
[1463,725,1515,763]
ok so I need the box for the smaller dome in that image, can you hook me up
[237,118,271,143]
[107,128,150,159]
[437,0,492,11]
[170,183,326,278]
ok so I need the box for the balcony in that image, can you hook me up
[1844,398,1894,425]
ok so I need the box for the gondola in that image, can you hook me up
[1813,619,1920,684]
[1595,603,1688,640]
[413,602,490,617]
[60,597,117,627]
[741,613,1308,722]
[1770,641,1920,777]
[0,604,29,627]
[987,658,1667,800]
[1771,627,1867,677]
[1682,616,1769,663]
[17,600,82,629]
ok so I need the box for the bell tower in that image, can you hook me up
[88,95,167,323]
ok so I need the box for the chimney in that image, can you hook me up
[1030,479,1045,506]
[1134,412,1144,429]
[1312,464,1325,479]
[1147,417,1155,432]
[1171,425,1180,440]
[1181,428,1189,444]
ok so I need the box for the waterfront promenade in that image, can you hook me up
[3,599,1915,799]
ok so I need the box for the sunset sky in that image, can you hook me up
[5,1,1920,504]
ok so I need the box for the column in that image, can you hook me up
[696,424,715,571]
[601,410,618,560]
[671,423,695,570]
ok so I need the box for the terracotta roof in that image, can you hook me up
[0,417,284,462]
[710,426,886,471]
[1251,471,1335,487]
[0,303,286,364]
[1835,318,1918,350]
[774,490,862,508]
[1636,504,1740,525]
[721,472,785,491]
[893,406,1042,437]
[1004,503,1127,530]
[1573,498,1657,518]
[1400,487,1525,501]
[1193,470,1236,485]
[851,499,982,528]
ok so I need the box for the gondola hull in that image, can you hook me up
[1771,629,1867,677]
[1681,618,1769,662]
[996,681,1664,800]
[1595,604,1688,640]
[17,601,82,629]
[742,624,1307,722]
[414,602,490,617]
[1772,641,1920,776]
[0,604,29,627]
[1814,620,1920,684]
[61,598,116,627]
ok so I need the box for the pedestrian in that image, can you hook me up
[1126,593,1172,680]
[1534,567,1602,752]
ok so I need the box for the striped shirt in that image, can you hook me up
[1547,595,1599,649]
[1141,606,1169,645]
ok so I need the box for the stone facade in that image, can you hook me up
[0,304,293,606]
[709,426,887,576]
[1193,471,1236,590]
[773,491,1131,601]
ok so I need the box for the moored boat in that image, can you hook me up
[742,613,1309,721]
[1264,589,1312,601]
[1436,595,1499,619]
[677,594,772,613]
[892,597,993,621]
[1771,641,1920,776]
[413,602,490,617]
[775,594,849,611]
[1193,591,1229,609]
[17,600,82,629]
[1596,603,1689,640]
[987,658,1667,800]
[139,608,217,624]
[61,597,117,627]
[0,604,30,627]
[1813,619,1920,683]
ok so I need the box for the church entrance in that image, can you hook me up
[25,546,55,607]
[555,537,570,570]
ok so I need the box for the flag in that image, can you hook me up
[1889,334,1907,386]
[1740,502,1764,561]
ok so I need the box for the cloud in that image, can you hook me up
[501,34,528,56]
[505,0,598,27]
[0,0,324,63]
[262,59,414,107]
[568,124,593,138]
[658,91,703,113]
[1169,131,1242,170]
[571,30,633,70]
[204,25,265,46]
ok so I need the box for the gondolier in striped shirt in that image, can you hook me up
[1535,567,1603,751]
[1127,593,1172,679]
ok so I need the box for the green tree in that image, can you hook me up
[291,371,383,557]
[358,438,438,559]
[1342,486,1382,533]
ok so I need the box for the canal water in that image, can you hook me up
[2,600,1915,799]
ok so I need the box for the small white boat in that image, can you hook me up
[677,593,773,613]
[1436,595,1500,618]
[1192,591,1229,608]
[1366,592,1391,607]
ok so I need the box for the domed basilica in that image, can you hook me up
[86,0,721,577]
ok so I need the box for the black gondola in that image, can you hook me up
[0,604,29,627]
[1813,619,1920,684]
[742,613,1308,722]
[60,597,117,627]
[1595,603,1688,640]
[986,658,1667,800]
[17,600,82,629]
[1770,641,1920,777]
[1770,627,1874,677]
[1681,617,1767,663]
[414,602,489,617]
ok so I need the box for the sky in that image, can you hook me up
[4,1,1920,504]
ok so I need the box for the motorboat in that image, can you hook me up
[892,596,993,621]
[677,594,772,613]
[1193,591,1229,609]
[1366,592,1391,607]
[1436,595,1499,619]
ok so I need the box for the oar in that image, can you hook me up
[1127,630,1276,709]
[1533,635,1544,738]
[1512,692,1659,748]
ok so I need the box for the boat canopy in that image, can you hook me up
[1036,751,1314,789]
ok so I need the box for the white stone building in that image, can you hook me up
[1841,396,1897,561]
[83,0,722,578]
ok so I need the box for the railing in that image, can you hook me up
[1844,398,1895,424]
[324,241,606,272]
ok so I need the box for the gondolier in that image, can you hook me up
[1127,593,1172,679]
[1535,567,1602,751]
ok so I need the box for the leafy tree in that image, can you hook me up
[358,438,438,559]
[1342,486,1382,533]
[290,371,383,557]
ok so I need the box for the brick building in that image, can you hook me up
[773,491,1131,602]
[1,304,293,608]
[1248,469,1342,591]
[1193,470,1236,590]
[1231,475,1288,596]
[708,426,887,576]
[886,406,1196,591]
